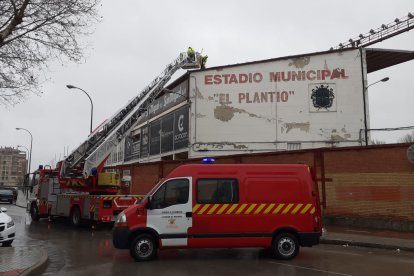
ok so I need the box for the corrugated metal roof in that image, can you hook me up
[185,47,414,74]
[365,48,414,73]
[191,48,351,72]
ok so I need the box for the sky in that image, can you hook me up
[1,0,413,171]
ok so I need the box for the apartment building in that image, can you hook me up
[0,147,27,187]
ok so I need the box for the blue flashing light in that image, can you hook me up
[91,167,98,176]
[201,157,216,164]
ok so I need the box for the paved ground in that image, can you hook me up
[0,246,47,276]
[1,190,414,275]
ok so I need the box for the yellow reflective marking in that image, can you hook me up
[217,204,229,214]
[254,204,266,214]
[245,204,257,214]
[198,204,210,215]
[282,203,294,214]
[300,204,312,214]
[273,203,285,214]
[226,204,238,214]
[235,204,248,214]
[264,203,275,214]
[310,207,315,214]
[207,204,220,215]
[192,204,201,213]
[291,203,303,214]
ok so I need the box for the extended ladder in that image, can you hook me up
[60,51,201,179]
[330,12,414,50]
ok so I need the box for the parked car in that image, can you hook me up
[0,207,16,246]
[0,189,14,204]
[4,187,18,202]
[10,188,18,202]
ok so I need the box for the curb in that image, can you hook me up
[20,247,48,276]
[321,238,414,252]
[15,203,27,209]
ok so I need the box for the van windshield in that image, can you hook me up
[140,178,164,202]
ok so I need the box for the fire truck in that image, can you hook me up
[26,50,202,226]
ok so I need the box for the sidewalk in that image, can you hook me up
[0,246,48,276]
[321,225,414,252]
[14,190,28,209]
[1,191,48,276]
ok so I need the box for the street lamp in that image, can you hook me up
[66,84,94,133]
[367,77,389,89]
[363,77,390,145]
[16,128,33,174]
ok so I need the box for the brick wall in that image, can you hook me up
[322,145,414,229]
[325,173,414,220]
[117,143,414,230]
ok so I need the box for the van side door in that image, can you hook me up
[147,177,192,247]
[189,178,241,247]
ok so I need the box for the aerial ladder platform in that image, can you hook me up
[58,50,202,191]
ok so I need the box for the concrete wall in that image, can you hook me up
[120,143,414,231]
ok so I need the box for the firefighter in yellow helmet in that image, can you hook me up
[187,47,195,62]
[201,55,208,69]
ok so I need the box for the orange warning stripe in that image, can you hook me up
[192,203,315,216]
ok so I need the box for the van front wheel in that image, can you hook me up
[272,233,299,260]
[130,234,157,262]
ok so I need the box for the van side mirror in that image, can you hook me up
[146,196,153,210]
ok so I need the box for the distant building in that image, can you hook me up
[0,147,27,187]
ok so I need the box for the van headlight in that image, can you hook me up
[115,212,126,224]
[7,220,14,228]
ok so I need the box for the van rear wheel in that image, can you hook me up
[272,233,299,260]
[130,234,157,262]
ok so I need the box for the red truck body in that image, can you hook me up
[28,166,143,226]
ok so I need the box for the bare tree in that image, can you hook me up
[398,131,414,143]
[0,0,101,106]
[370,139,386,145]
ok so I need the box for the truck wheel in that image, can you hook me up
[70,206,81,227]
[30,203,40,221]
[130,234,157,262]
[272,233,299,260]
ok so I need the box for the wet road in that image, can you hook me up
[5,203,414,276]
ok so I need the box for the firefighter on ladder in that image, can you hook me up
[200,55,208,69]
[187,46,195,62]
